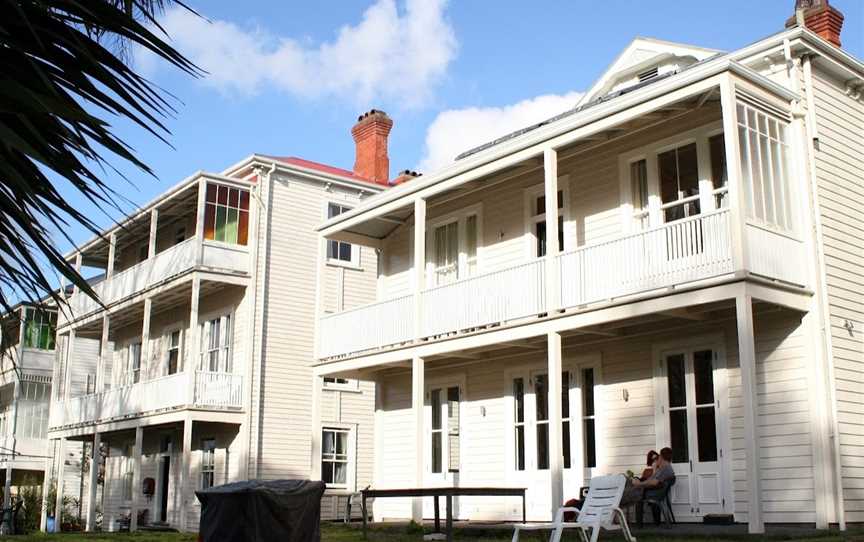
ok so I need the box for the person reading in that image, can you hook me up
[621,447,675,526]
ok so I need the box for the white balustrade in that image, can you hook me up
[318,295,414,359]
[49,371,243,428]
[65,238,248,320]
[745,223,807,286]
[559,209,734,308]
[420,258,547,339]
[194,371,243,407]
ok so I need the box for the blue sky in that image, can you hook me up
[56,0,864,256]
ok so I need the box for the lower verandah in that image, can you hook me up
[371,305,819,525]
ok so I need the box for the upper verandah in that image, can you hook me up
[316,25,863,243]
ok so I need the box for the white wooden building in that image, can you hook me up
[44,111,397,531]
[0,304,59,498]
[313,5,864,533]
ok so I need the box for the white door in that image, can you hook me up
[425,384,462,518]
[659,347,727,521]
[508,371,550,520]
[564,365,601,496]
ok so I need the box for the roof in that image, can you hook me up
[456,52,722,161]
[264,156,381,187]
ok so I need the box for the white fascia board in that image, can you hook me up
[319,55,799,238]
[226,154,387,194]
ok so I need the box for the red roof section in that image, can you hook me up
[265,156,383,187]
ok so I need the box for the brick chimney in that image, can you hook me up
[352,109,393,186]
[786,0,845,47]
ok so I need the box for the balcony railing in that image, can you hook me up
[48,371,243,429]
[68,237,249,318]
[318,209,807,360]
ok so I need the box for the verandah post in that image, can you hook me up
[735,293,763,533]
[411,355,425,522]
[547,332,564,520]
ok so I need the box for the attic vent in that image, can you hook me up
[638,67,659,83]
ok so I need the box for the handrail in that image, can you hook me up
[319,293,414,321]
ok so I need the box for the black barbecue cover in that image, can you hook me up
[197,479,326,542]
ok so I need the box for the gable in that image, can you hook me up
[579,37,722,105]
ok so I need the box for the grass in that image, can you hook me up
[0,523,860,542]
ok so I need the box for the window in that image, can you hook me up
[323,377,353,389]
[166,330,181,375]
[203,314,232,372]
[23,308,56,350]
[629,160,650,229]
[561,371,571,469]
[581,368,597,469]
[430,209,480,286]
[17,381,50,439]
[321,428,350,487]
[138,244,149,263]
[129,342,142,384]
[327,203,354,263]
[658,143,700,222]
[175,226,186,244]
[430,388,443,474]
[513,378,525,471]
[446,387,460,472]
[122,443,134,501]
[203,183,250,245]
[736,103,793,231]
[709,134,729,209]
[201,438,216,489]
[534,373,549,471]
[666,354,689,463]
[529,189,564,257]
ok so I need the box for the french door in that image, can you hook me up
[509,358,601,520]
[657,346,728,521]
[425,382,462,518]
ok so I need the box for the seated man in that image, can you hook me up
[621,447,675,525]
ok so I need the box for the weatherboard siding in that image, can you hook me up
[253,173,377,513]
[373,311,815,523]
[811,67,864,522]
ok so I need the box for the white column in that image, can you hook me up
[546,332,564,519]
[696,136,716,212]
[141,297,152,381]
[85,432,101,531]
[195,179,207,265]
[310,374,322,481]
[411,356,425,522]
[97,315,110,393]
[719,75,748,273]
[180,415,194,531]
[130,426,144,532]
[64,330,75,402]
[735,294,763,533]
[54,438,66,532]
[72,253,83,295]
[106,233,117,280]
[148,208,158,259]
[413,199,426,341]
[543,148,561,312]
[40,440,53,531]
[187,278,201,404]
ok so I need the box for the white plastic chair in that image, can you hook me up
[511,474,636,542]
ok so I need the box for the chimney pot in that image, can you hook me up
[352,109,393,186]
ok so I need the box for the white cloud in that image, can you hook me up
[142,0,456,106]
[418,91,584,173]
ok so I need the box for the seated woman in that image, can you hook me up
[621,447,675,525]
[640,450,659,481]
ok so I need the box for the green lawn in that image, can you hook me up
[1,523,861,542]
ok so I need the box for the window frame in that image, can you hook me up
[425,203,483,288]
[523,177,572,259]
[325,201,361,269]
[163,326,183,376]
[320,424,356,492]
[21,307,57,351]
[201,437,216,490]
[618,121,726,233]
[199,311,233,373]
[202,182,251,247]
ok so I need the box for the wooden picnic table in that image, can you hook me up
[360,486,527,542]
